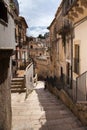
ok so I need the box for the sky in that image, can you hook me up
[17,0,62,37]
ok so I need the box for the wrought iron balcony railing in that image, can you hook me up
[58,19,71,35]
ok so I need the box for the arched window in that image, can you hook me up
[0,1,8,23]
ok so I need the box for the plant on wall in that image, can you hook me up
[9,2,15,10]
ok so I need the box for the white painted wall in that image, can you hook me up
[0,9,15,50]
[25,63,34,97]
[74,20,87,74]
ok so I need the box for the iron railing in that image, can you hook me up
[76,71,87,102]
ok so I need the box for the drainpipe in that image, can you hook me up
[70,27,73,89]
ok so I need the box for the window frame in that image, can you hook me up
[0,1,8,26]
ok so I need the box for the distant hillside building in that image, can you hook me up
[28,36,50,79]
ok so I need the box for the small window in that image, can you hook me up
[15,28,17,42]
[70,0,75,4]
[0,2,8,23]
[30,45,33,49]
[74,45,80,74]
[30,77,32,82]
[40,53,42,56]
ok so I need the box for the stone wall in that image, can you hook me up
[0,57,12,130]
[35,58,50,79]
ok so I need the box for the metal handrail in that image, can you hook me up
[76,71,87,80]
[76,71,87,102]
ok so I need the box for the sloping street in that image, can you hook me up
[11,81,87,130]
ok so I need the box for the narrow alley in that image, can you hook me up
[11,81,86,130]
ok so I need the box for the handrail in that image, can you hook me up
[76,71,87,102]
[76,71,87,80]
[26,62,33,71]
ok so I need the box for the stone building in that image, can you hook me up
[29,38,45,59]
[29,37,50,79]
[64,0,87,102]
[48,0,87,102]
[15,16,28,70]
[0,0,19,129]
[48,3,67,86]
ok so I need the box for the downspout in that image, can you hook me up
[70,26,74,89]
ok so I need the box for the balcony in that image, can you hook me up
[63,0,87,22]
[56,15,63,33]
[58,20,71,35]
[63,0,77,15]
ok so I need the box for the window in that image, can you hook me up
[30,77,32,82]
[0,2,8,23]
[15,28,17,42]
[60,67,64,81]
[70,0,75,4]
[40,53,42,56]
[30,45,33,49]
[74,45,80,74]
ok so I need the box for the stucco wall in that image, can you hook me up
[0,58,12,130]
[74,20,87,74]
[0,14,15,50]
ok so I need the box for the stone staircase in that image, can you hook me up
[11,77,26,93]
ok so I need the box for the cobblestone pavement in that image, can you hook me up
[11,81,86,130]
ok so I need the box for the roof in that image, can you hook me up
[47,18,56,30]
[18,16,28,28]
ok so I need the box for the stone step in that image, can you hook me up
[11,82,23,85]
[11,77,24,82]
[71,127,87,130]
[11,87,26,93]
[11,84,24,88]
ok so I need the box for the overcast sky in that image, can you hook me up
[18,0,62,37]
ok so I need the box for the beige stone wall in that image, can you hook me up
[35,58,50,79]
[29,42,45,58]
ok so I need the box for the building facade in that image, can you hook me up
[49,0,87,102]
[0,0,19,129]
[64,0,87,102]
[15,16,28,70]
